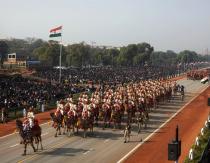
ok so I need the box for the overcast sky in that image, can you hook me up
[1,0,210,53]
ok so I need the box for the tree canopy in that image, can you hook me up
[1,38,210,68]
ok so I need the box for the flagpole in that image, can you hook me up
[59,28,63,83]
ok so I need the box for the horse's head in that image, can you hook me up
[16,119,23,130]
[50,112,55,119]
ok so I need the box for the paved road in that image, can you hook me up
[0,79,208,163]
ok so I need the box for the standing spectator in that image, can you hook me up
[41,100,45,112]
[1,107,7,123]
[23,108,26,117]
[1,108,4,123]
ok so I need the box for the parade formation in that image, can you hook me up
[14,76,186,155]
[50,79,184,139]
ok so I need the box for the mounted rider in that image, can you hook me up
[27,107,35,128]
[82,100,91,118]
[67,104,77,118]
[23,116,30,131]
[55,106,61,117]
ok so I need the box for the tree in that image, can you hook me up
[177,50,198,63]
[0,41,9,66]
[65,43,91,67]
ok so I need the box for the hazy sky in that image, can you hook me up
[1,0,210,53]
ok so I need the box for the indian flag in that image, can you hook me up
[49,26,62,37]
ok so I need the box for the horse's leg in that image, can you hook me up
[63,124,66,135]
[68,126,71,137]
[31,141,36,152]
[55,127,58,137]
[58,125,61,135]
[102,119,105,130]
[144,120,147,129]
[39,136,43,150]
[36,137,39,150]
[76,126,79,134]
[124,131,127,143]
[138,122,140,134]
[22,143,27,156]
[95,114,99,126]
[73,124,75,134]
[83,129,86,138]
[128,133,130,142]
[108,117,111,128]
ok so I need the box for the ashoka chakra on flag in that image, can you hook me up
[49,26,62,37]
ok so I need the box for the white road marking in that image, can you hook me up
[83,148,94,155]
[117,85,208,163]
[41,132,49,136]
[104,139,110,142]
[10,143,19,148]
[83,150,90,155]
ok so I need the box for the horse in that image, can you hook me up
[91,103,100,126]
[16,119,43,155]
[66,114,77,137]
[50,112,63,137]
[100,103,111,130]
[77,115,94,138]
[111,107,122,129]
[125,102,135,124]
[62,106,71,135]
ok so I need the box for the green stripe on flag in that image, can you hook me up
[49,33,62,37]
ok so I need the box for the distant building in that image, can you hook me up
[3,53,27,68]
[3,53,40,69]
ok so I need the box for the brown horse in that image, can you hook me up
[111,108,122,129]
[90,103,100,126]
[76,116,94,138]
[66,114,77,136]
[124,102,136,124]
[16,119,43,155]
[100,103,111,129]
[50,112,63,137]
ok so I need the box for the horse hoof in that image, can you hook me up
[22,153,26,156]
[54,135,57,137]
[124,141,126,143]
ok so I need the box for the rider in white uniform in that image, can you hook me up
[27,108,35,128]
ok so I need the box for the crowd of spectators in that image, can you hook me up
[0,74,89,121]
[1,63,208,122]
[34,66,178,85]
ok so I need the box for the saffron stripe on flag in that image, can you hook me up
[50,26,62,33]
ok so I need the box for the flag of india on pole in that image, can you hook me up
[49,25,63,83]
[49,26,62,37]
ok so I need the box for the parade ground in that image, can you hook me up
[0,78,208,163]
